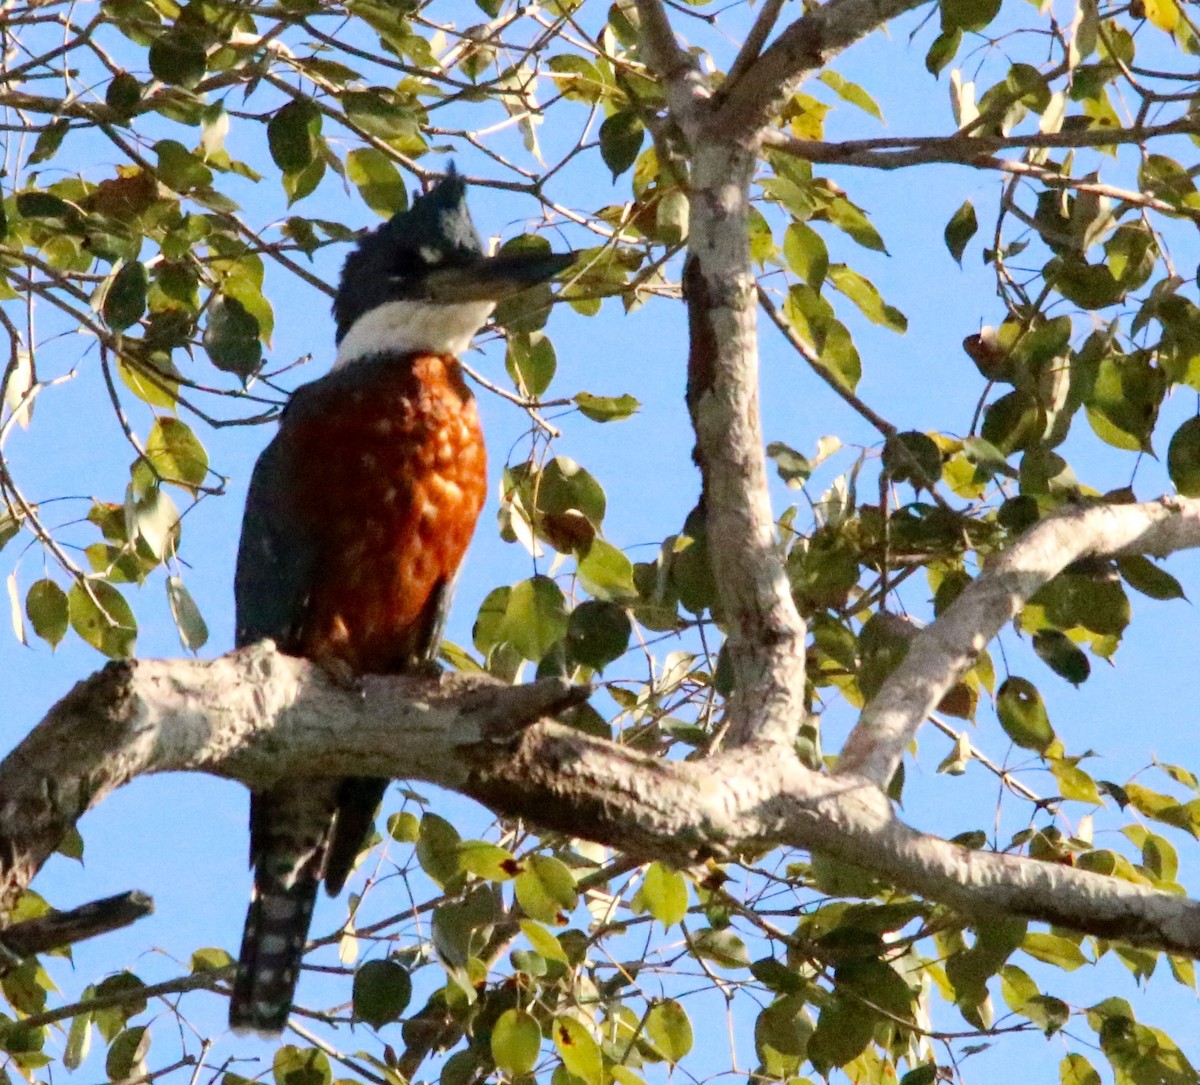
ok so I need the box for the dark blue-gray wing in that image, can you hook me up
[234,430,319,649]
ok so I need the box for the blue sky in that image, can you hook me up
[6,0,1200,1078]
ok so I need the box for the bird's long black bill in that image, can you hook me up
[422,250,577,302]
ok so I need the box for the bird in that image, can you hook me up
[229,171,573,1035]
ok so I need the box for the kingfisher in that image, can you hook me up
[229,172,573,1034]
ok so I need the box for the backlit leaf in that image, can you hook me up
[996,676,1053,751]
[26,579,68,648]
[492,1009,541,1076]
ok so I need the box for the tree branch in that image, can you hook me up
[837,496,1200,785]
[0,891,153,962]
[7,642,1200,958]
[763,115,1200,168]
[713,0,932,136]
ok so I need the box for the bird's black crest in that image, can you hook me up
[333,169,486,344]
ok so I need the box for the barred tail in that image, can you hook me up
[229,874,320,1034]
[230,783,336,1035]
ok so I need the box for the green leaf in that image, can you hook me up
[690,927,750,969]
[599,111,644,179]
[64,1009,92,1070]
[944,200,978,265]
[415,813,462,889]
[501,576,569,661]
[926,28,962,73]
[519,918,569,963]
[566,599,630,670]
[273,1046,332,1085]
[387,811,419,842]
[941,0,1001,33]
[28,119,70,166]
[69,580,136,658]
[1060,1053,1101,1085]
[828,265,907,332]
[203,296,262,379]
[282,156,326,206]
[166,575,208,652]
[190,947,234,972]
[146,417,208,492]
[824,196,887,253]
[574,391,640,422]
[508,333,557,397]
[982,390,1041,454]
[996,676,1053,751]
[345,148,406,218]
[105,1026,150,1081]
[1033,630,1090,685]
[352,959,412,1028]
[783,223,829,286]
[515,854,578,923]
[103,261,148,331]
[882,430,941,488]
[1050,758,1103,804]
[106,73,143,116]
[576,538,637,601]
[492,1008,542,1076]
[457,840,517,881]
[1117,555,1186,600]
[644,999,693,1062]
[807,995,874,1071]
[766,441,812,488]
[1023,932,1088,970]
[155,140,212,192]
[25,579,68,648]
[15,191,73,219]
[553,1017,602,1085]
[268,100,322,174]
[817,71,883,120]
[641,861,688,927]
[1169,416,1200,496]
[148,31,206,88]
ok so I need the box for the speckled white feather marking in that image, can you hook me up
[335,299,496,367]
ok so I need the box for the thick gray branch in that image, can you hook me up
[838,497,1200,785]
[714,0,932,136]
[6,643,1200,959]
[682,141,809,747]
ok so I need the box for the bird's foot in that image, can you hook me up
[316,654,365,696]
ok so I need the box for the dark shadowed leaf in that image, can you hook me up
[599,111,644,179]
[1169,416,1200,496]
[268,100,322,174]
[352,959,412,1028]
[105,1026,150,1081]
[566,599,630,669]
[103,261,148,330]
[1117,555,1186,600]
[203,296,262,379]
[148,32,206,88]
[1033,630,1090,685]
